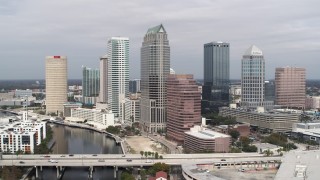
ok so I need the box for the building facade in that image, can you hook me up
[241,45,273,109]
[306,96,320,109]
[167,74,201,144]
[203,42,230,113]
[184,125,231,153]
[129,79,141,93]
[71,108,115,128]
[45,56,67,115]
[219,107,300,133]
[140,24,170,133]
[275,67,306,109]
[82,66,100,105]
[99,55,108,103]
[107,37,129,120]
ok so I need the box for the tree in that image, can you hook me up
[151,152,155,158]
[144,151,148,158]
[121,172,135,180]
[148,162,169,176]
[140,151,144,158]
[264,149,272,156]
[229,130,240,140]
[147,151,151,157]
[106,126,120,135]
[159,155,163,159]
[155,152,159,159]
[239,136,251,146]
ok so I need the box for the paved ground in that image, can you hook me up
[125,136,165,154]
[211,167,277,180]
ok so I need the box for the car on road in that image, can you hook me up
[19,161,25,164]
[98,159,105,162]
[49,159,58,163]
[60,155,66,157]
[126,159,132,162]
[69,154,74,157]
[221,159,226,161]
[92,154,98,156]
[122,155,126,157]
[238,169,245,172]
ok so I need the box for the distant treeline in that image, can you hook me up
[0,79,81,91]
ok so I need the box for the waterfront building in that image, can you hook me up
[82,66,100,105]
[202,42,230,113]
[0,119,47,154]
[219,106,300,132]
[241,45,273,110]
[71,108,115,129]
[107,37,129,120]
[63,102,82,117]
[45,56,67,115]
[275,67,306,109]
[140,24,170,133]
[129,79,141,93]
[167,74,201,144]
[99,55,108,103]
[184,125,231,153]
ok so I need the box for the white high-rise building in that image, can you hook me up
[107,37,129,121]
[45,56,67,115]
[241,45,273,110]
[99,55,108,103]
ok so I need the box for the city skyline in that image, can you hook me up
[0,1,319,80]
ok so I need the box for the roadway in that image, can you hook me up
[0,153,282,167]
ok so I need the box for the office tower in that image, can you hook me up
[241,45,273,110]
[107,37,129,119]
[129,79,141,93]
[275,67,306,109]
[45,56,67,115]
[99,55,108,103]
[82,66,100,105]
[140,24,170,133]
[265,80,275,102]
[167,74,201,144]
[202,42,230,113]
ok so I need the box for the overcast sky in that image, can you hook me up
[0,0,319,80]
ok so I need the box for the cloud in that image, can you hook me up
[0,0,319,80]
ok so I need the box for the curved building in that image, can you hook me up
[45,56,67,115]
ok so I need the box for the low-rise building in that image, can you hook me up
[63,102,82,117]
[306,96,320,110]
[71,108,114,129]
[0,119,46,154]
[14,89,33,98]
[291,122,320,144]
[184,125,231,153]
[253,143,282,154]
[219,107,300,133]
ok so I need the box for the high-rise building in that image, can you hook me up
[82,66,100,105]
[275,67,306,109]
[129,79,141,93]
[202,42,230,113]
[167,74,201,144]
[265,80,275,102]
[99,55,108,103]
[45,56,67,115]
[140,24,170,133]
[241,45,273,110]
[107,37,129,120]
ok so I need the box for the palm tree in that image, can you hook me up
[140,151,144,158]
[147,151,151,157]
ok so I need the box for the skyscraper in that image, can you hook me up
[99,55,108,103]
[275,67,306,109]
[140,24,170,133]
[107,37,129,119]
[241,45,273,109]
[167,74,201,144]
[129,79,141,93]
[203,42,230,113]
[82,66,100,105]
[45,56,67,115]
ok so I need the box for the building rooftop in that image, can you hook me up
[275,150,320,180]
[146,24,166,34]
[185,126,230,140]
[244,45,263,56]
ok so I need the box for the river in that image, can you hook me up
[35,124,122,180]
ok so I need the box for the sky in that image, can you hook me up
[0,0,319,80]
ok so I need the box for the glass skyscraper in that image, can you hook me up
[203,42,230,113]
[107,37,129,118]
[82,66,100,104]
[140,24,170,133]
